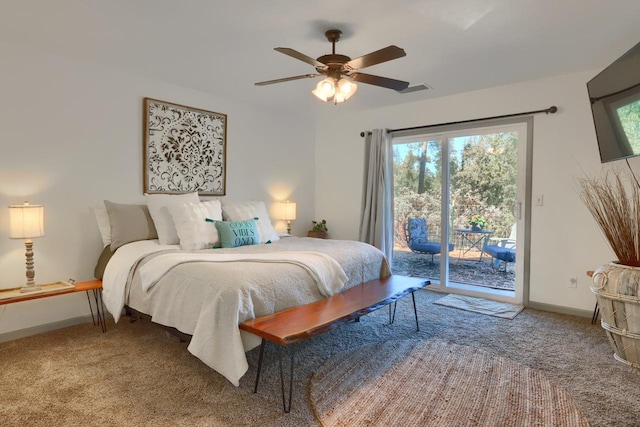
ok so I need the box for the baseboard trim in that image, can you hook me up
[426,286,594,319]
[526,301,593,319]
[0,315,99,343]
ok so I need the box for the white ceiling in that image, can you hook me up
[2,0,640,117]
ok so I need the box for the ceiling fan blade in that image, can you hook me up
[345,45,406,70]
[274,47,326,68]
[350,72,410,91]
[255,74,320,86]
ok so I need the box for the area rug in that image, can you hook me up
[309,339,589,427]
[433,294,524,319]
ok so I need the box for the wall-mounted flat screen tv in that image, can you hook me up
[587,41,640,163]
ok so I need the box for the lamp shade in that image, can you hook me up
[279,201,297,221]
[312,78,336,102]
[337,78,357,101]
[9,202,44,239]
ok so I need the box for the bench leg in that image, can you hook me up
[252,340,296,412]
[86,289,107,333]
[385,293,420,330]
[412,291,419,332]
[93,288,107,333]
[253,339,266,393]
[389,301,398,324]
[389,294,419,329]
[278,345,295,413]
[85,291,97,326]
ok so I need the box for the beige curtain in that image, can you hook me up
[359,129,394,264]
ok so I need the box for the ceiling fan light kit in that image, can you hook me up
[256,29,409,105]
[312,76,358,104]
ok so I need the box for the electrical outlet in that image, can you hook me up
[535,195,544,206]
[569,277,577,288]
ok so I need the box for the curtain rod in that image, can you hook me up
[359,105,558,137]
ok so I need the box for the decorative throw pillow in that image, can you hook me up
[93,203,111,248]
[220,200,279,243]
[146,192,199,245]
[104,200,158,251]
[214,219,260,248]
[168,200,223,249]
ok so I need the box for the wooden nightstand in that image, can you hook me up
[0,279,106,332]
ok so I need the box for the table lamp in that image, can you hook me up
[279,201,297,235]
[9,202,45,293]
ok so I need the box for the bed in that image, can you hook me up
[96,196,389,386]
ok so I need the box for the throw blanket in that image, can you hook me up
[138,251,348,297]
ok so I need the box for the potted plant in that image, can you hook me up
[468,214,487,231]
[578,169,640,367]
[307,219,328,239]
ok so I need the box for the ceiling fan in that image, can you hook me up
[255,29,409,104]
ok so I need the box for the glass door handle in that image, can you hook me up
[512,202,522,219]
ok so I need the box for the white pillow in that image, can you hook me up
[146,192,199,245]
[221,200,280,243]
[168,200,223,249]
[93,203,111,248]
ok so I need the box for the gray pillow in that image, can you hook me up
[94,246,113,280]
[104,200,158,251]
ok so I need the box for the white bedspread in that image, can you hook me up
[101,237,389,386]
[102,240,179,323]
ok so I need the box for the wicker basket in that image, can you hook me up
[591,262,640,368]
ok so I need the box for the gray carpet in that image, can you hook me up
[0,289,639,426]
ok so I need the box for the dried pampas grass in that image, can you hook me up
[577,169,640,266]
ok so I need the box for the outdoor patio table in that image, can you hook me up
[456,228,494,261]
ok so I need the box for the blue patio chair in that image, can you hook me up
[403,218,454,263]
[483,224,516,271]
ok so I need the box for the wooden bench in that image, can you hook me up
[239,275,429,412]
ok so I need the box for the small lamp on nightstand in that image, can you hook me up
[9,202,45,293]
[278,201,297,235]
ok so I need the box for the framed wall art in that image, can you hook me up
[143,97,227,195]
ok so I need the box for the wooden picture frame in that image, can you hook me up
[143,97,227,195]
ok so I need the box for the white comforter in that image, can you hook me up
[102,237,389,386]
[103,240,178,323]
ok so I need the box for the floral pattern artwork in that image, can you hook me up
[143,98,226,195]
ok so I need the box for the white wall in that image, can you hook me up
[314,70,634,313]
[0,42,315,335]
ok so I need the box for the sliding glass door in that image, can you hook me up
[392,119,530,303]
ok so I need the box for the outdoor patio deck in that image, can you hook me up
[392,248,515,291]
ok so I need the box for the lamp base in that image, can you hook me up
[21,240,40,293]
[19,284,42,293]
